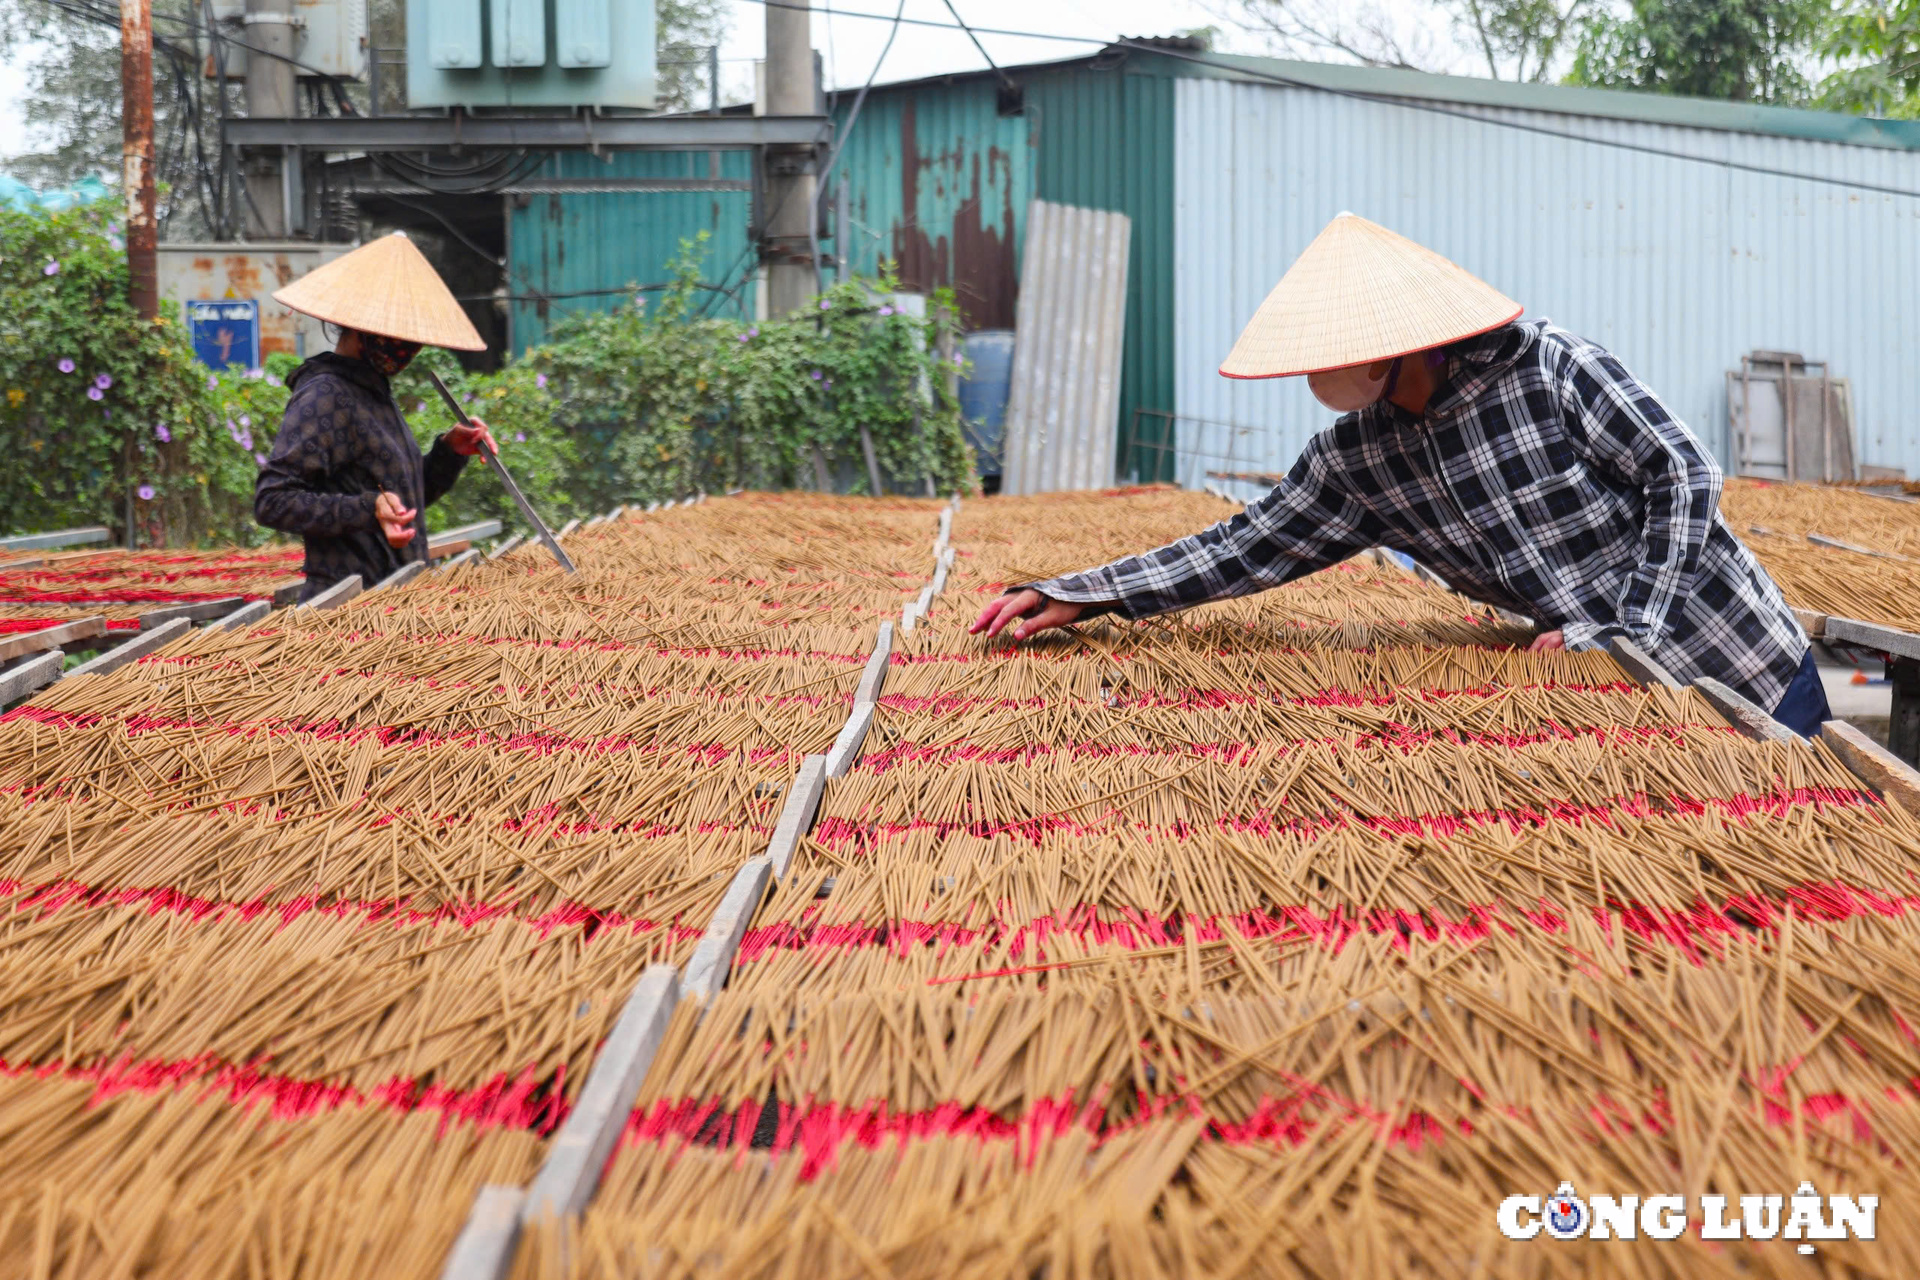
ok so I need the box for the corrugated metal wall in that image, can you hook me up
[1174,76,1920,495]
[507,149,752,353]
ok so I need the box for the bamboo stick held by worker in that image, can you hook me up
[252,232,497,603]
[974,212,1832,737]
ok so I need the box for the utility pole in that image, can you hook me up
[242,0,297,237]
[762,0,815,316]
[121,0,157,318]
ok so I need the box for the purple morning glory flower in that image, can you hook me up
[415,402,426,413]
[810,370,822,381]
[749,328,759,338]
[237,413,251,428]
[95,373,112,390]
[137,484,155,501]
[246,367,264,379]
[818,299,831,310]
[43,261,58,276]
[514,432,526,442]
[535,373,547,389]
[86,386,103,401]
[206,374,218,390]
[255,452,268,466]
[737,333,750,343]
[879,305,893,317]
[265,374,281,388]
[108,236,123,251]
[238,431,253,450]
[57,358,75,374]
[226,419,239,437]
[953,353,965,365]
[154,424,171,443]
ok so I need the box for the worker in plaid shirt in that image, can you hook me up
[974,215,1829,736]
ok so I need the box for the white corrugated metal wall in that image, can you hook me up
[1174,77,1920,499]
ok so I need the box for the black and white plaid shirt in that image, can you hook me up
[1030,320,1808,710]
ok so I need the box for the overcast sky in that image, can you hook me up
[0,1,1476,167]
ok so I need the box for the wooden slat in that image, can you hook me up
[682,858,773,1002]
[430,519,503,547]
[1822,615,1920,662]
[296,575,363,611]
[0,617,105,664]
[1807,531,1908,561]
[521,965,679,1222]
[1607,636,1683,689]
[438,1186,525,1280]
[1792,607,1828,639]
[217,600,273,632]
[269,578,305,607]
[138,597,245,630]
[425,539,471,562]
[1694,677,1800,743]
[1820,720,1920,820]
[556,518,581,538]
[486,533,525,561]
[853,623,895,704]
[440,548,481,572]
[64,618,190,680]
[826,701,877,777]
[0,651,64,706]
[766,755,829,880]
[0,526,110,552]
[370,561,428,592]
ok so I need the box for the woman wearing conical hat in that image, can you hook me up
[254,233,498,601]
[974,214,1829,736]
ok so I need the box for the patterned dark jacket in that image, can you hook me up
[1030,321,1807,709]
[255,352,468,599]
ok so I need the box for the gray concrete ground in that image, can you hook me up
[1819,657,1891,746]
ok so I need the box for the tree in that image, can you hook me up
[1217,0,1593,80]
[656,0,728,113]
[1567,0,1829,103]
[1820,0,1920,116]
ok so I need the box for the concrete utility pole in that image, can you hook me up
[762,0,816,316]
[120,0,157,318]
[242,0,297,237]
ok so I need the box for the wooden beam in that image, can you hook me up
[370,561,428,593]
[0,617,105,664]
[1807,531,1909,561]
[486,533,525,561]
[826,701,877,777]
[297,575,363,612]
[138,597,245,630]
[0,651,64,706]
[0,557,44,571]
[438,1186,524,1280]
[426,539,471,562]
[269,578,305,607]
[439,548,481,572]
[1607,636,1683,689]
[0,526,110,552]
[682,857,773,1002]
[430,520,503,547]
[853,623,895,704]
[766,755,829,880]
[1820,720,1920,820]
[64,618,190,680]
[1694,677,1800,743]
[521,965,679,1222]
[216,600,272,632]
[1792,607,1827,639]
[556,518,581,539]
[1823,615,1920,662]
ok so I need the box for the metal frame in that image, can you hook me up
[225,115,830,151]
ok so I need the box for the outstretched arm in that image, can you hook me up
[977,438,1384,641]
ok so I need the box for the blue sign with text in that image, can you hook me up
[187,299,260,371]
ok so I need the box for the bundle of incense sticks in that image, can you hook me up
[0,493,949,1279]
[0,543,306,611]
[524,488,1920,1278]
[1720,476,1920,632]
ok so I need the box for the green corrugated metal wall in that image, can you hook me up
[1028,60,1176,481]
[506,150,753,353]
[502,51,1179,478]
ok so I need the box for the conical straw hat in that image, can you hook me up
[273,232,486,351]
[1219,214,1520,379]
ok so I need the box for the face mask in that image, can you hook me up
[355,331,423,377]
[1307,360,1395,413]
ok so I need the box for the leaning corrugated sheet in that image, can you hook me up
[1002,200,1131,496]
[1174,73,1920,495]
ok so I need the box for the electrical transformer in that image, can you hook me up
[405,0,657,109]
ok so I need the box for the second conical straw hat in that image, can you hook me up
[1219,214,1520,379]
[273,232,486,352]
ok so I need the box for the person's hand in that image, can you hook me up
[447,415,498,458]
[970,589,1088,642]
[1527,628,1566,652]
[374,490,417,549]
